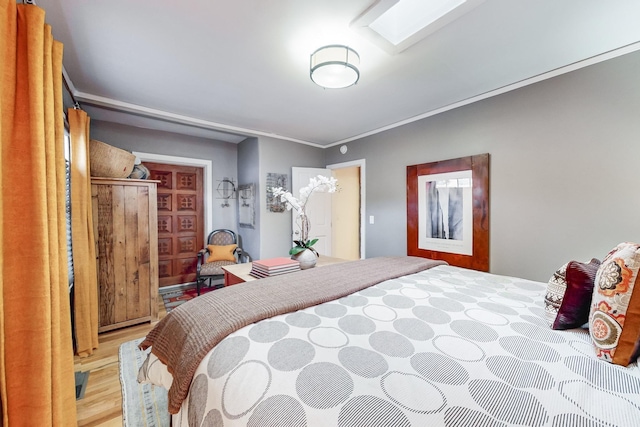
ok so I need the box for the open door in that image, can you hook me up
[292,167,333,256]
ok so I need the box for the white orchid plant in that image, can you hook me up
[271,175,338,256]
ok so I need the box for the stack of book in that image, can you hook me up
[249,257,301,278]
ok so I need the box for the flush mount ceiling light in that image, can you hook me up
[351,0,485,54]
[310,45,360,89]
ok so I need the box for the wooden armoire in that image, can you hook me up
[91,178,159,332]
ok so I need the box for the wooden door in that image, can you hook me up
[331,166,360,260]
[92,178,158,333]
[145,162,204,287]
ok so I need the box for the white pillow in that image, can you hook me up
[137,352,173,389]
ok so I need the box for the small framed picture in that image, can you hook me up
[238,184,255,228]
[266,173,287,213]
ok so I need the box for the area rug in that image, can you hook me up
[119,337,170,427]
[161,285,217,313]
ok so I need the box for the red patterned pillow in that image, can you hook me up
[544,259,601,330]
[589,242,640,366]
[553,259,601,330]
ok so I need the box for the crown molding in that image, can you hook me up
[64,41,640,149]
[325,41,640,148]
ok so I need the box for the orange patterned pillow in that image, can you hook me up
[589,242,640,366]
[206,244,237,263]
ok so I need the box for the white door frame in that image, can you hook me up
[327,159,366,259]
[132,152,213,241]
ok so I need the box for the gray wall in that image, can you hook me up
[90,120,239,234]
[257,136,325,259]
[90,121,325,262]
[237,137,260,261]
[325,50,640,282]
[89,50,640,282]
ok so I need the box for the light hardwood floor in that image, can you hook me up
[74,299,167,426]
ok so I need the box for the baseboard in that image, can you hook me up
[159,278,224,295]
[158,282,196,295]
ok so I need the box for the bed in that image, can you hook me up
[139,256,640,427]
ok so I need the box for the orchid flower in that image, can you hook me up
[271,175,338,255]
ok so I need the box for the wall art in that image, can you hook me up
[407,154,489,271]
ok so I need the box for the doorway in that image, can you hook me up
[293,160,365,260]
[145,162,204,287]
[331,166,361,260]
[292,167,334,256]
[328,159,365,259]
[133,152,213,287]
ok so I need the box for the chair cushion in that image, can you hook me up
[206,244,237,263]
[200,259,236,276]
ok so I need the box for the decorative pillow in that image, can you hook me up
[553,258,601,329]
[137,352,173,389]
[206,244,237,263]
[544,263,569,326]
[589,242,640,366]
[545,259,601,329]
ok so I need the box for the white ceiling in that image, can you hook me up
[36,0,640,147]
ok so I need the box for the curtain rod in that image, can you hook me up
[62,74,81,109]
[23,0,80,108]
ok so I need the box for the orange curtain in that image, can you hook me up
[0,2,77,426]
[69,109,99,357]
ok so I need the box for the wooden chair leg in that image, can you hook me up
[196,276,218,296]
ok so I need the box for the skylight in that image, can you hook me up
[351,0,485,54]
[369,0,466,46]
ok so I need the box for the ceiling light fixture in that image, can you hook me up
[310,45,360,89]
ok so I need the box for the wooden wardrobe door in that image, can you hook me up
[92,178,158,333]
[145,162,204,287]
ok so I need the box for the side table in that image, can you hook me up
[222,256,348,287]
